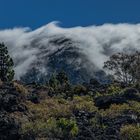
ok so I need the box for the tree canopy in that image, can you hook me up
[0,43,14,81]
[104,51,140,85]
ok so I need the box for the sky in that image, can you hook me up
[0,0,140,29]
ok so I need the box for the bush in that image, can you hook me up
[21,119,59,138]
[73,85,87,95]
[106,84,122,95]
[71,96,97,112]
[21,118,78,139]
[120,125,140,140]
[27,98,72,120]
[14,82,28,95]
[57,118,78,138]
[101,101,140,118]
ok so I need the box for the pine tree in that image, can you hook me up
[0,43,14,81]
[49,73,59,89]
[56,71,69,85]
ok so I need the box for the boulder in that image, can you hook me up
[95,95,127,109]
[0,113,20,140]
[0,82,28,140]
[121,88,140,101]
[0,83,26,112]
[95,88,140,109]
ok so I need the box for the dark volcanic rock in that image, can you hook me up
[0,82,28,140]
[102,111,140,139]
[0,113,20,140]
[121,88,140,101]
[74,110,97,140]
[95,95,127,109]
[0,83,26,112]
[95,88,140,109]
[27,93,40,104]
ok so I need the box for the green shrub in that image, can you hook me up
[120,125,140,140]
[57,118,78,138]
[27,98,72,119]
[14,82,29,95]
[71,96,97,112]
[106,84,122,95]
[21,118,78,139]
[94,91,102,98]
[101,101,140,118]
[21,119,59,139]
[73,85,87,95]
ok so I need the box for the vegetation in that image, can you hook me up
[10,79,140,140]
[0,45,140,140]
[120,125,140,140]
[21,117,78,139]
[104,52,140,85]
[0,43,14,81]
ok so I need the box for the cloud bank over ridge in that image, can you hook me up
[0,22,140,79]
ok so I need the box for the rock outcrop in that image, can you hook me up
[0,82,28,140]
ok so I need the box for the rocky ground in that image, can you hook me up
[0,80,140,140]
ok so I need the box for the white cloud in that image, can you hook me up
[0,22,140,79]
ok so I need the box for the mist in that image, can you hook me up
[0,22,140,80]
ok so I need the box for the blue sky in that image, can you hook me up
[0,0,140,29]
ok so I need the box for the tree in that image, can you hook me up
[56,71,69,85]
[48,72,72,98]
[49,73,59,89]
[103,52,140,85]
[0,43,14,81]
[132,51,140,82]
[49,71,69,88]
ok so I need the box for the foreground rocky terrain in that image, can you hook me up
[0,77,140,140]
